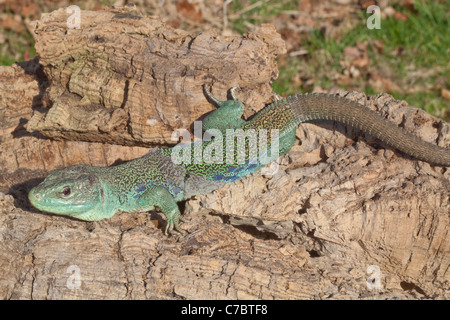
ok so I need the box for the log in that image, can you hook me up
[26,6,285,146]
[0,6,449,299]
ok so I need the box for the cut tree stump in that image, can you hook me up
[0,6,449,299]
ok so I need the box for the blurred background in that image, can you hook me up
[0,0,448,120]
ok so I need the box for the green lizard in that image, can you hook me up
[28,85,450,234]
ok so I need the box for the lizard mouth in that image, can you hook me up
[28,187,89,216]
[28,187,61,214]
[28,187,43,209]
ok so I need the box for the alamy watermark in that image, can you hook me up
[66,265,81,290]
[66,5,81,30]
[170,120,281,175]
[366,265,383,290]
[366,5,381,29]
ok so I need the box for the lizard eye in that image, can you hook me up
[62,187,71,196]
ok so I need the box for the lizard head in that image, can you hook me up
[28,165,105,221]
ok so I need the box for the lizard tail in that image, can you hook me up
[283,93,450,166]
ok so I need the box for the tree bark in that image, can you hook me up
[0,6,448,299]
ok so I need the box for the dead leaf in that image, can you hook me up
[338,74,353,86]
[356,40,368,51]
[441,88,450,101]
[384,7,396,18]
[353,53,370,68]
[279,28,303,52]
[293,14,316,29]
[369,73,402,93]
[344,46,360,61]
[312,85,326,93]
[176,0,202,23]
[392,46,405,57]
[406,86,421,94]
[371,39,384,53]
[291,75,303,87]
[402,0,417,13]
[445,109,450,122]
[167,19,182,29]
[298,0,312,12]
[20,3,40,18]
[0,14,25,33]
[23,49,30,61]
[344,44,370,69]
[394,11,408,21]
[359,0,377,10]
[349,65,361,77]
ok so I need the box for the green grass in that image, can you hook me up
[1,0,448,118]
[0,25,37,66]
[229,0,298,34]
[348,1,449,70]
[269,0,450,119]
[0,28,36,66]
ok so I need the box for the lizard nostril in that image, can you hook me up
[30,190,40,200]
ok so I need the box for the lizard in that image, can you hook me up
[28,85,450,235]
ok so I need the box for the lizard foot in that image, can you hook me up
[164,213,187,236]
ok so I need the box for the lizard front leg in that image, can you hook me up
[137,185,185,235]
[202,84,247,133]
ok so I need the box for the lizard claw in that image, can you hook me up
[272,91,282,101]
[230,86,240,101]
[203,83,241,105]
[164,214,187,236]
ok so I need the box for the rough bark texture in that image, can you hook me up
[1,6,449,300]
[26,6,285,146]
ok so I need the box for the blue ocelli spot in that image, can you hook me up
[136,183,146,192]
[225,175,239,182]
[173,187,181,195]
